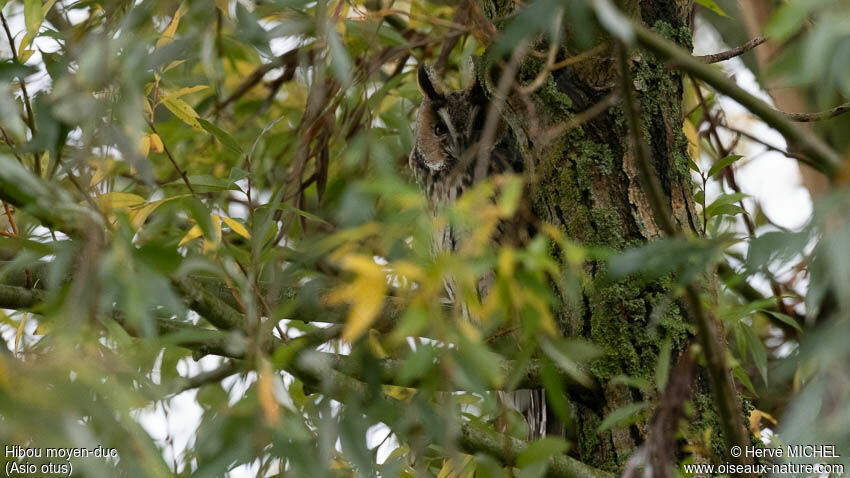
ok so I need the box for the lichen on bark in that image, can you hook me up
[477,0,712,471]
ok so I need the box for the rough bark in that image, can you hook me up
[478,0,727,471]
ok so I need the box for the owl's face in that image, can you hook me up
[412,65,486,173]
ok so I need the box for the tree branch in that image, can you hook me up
[631,23,843,176]
[695,36,766,64]
[287,352,613,478]
[0,283,44,310]
[782,101,850,123]
[170,274,246,330]
[0,279,598,401]
[0,157,102,236]
[171,360,241,394]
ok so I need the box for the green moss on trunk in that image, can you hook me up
[480,0,714,472]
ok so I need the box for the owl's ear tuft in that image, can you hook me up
[461,57,477,90]
[417,64,446,102]
[462,56,485,101]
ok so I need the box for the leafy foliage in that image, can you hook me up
[0,0,848,476]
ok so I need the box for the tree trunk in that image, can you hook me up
[478,0,719,471]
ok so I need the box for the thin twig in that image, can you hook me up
[0,127,26,164]
[0,11,36,134]
[473,41,528,182]
[517,12,561,95]
[717,123,814,167]
[146,119,196,195]
[538,92,619,146]
[172,361,241,394]
[1,201,30,287]
[782,101,850,123]
[550,43,607,71]
[696,36,767,64]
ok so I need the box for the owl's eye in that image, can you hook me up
[433,122,447,136]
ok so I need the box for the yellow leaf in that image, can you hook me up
[382,385,415,401]
[162,59,186,72]
[34,320,50,335]
[392,260,423,285]
[178,224,203,246]
[325,255,387,342]
[437,460,452,478]
[368,330,387,358]
[162,97,203,131]
[437,456,475,478]
[221,216,251,239]
[14,312,28,355]
[19,47,35,64]
[215,0,230,18]
[497,247,515,277]
[683,120,700,161]
[149,133,164,154]
[127,194,189,230]
[42,0,58,16]
[203,214,222,253]
[143,99,153,118]
[257,358,281,425]
[139,135,151,156]
[156,8,182,49]
[161,85,209,101]
[89,158,116,187]
[748,408,777,437]
[0,354,10,389]
[94,192,146,213]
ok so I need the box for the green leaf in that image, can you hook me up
[688,157,701,173]
[705,203,746,219]
[273,204,330,225]
[516,437,569,468]
[708,155,743,178]
[704,192,748,218]
[162,97,203,130]
[0,61,38,82]
[327,28,353,88]
[234,2,271,56]
[597,402,649,433]
[695,0,728,17]
[199,118,243,155]
[742,323,768,386]
[762,310,803,332]
[593,0,634,43]
[608,237,725,283]
[694,189,705,205]
[746,230,811,273]
[539,338,598,388]
[765,0,830,42]
[490,0,560,59]
[24,0,45,35]
[732,364,758,397]
[167,174,242,193]
[655,337,672,391]
[610,375,650,391]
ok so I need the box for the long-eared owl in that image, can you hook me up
[408,63,557,439]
